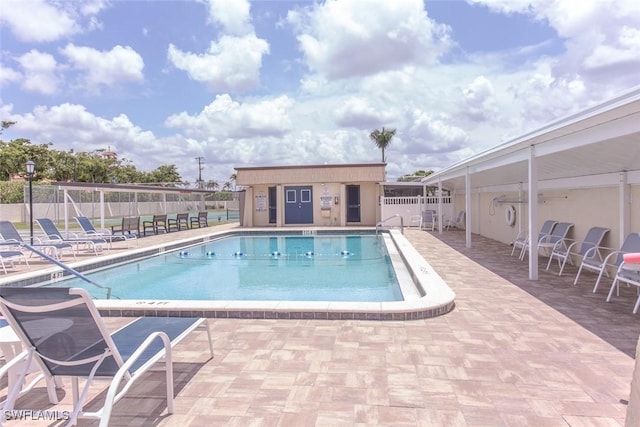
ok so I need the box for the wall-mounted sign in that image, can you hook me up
[255,191,267,211]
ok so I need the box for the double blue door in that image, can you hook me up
[284,186,313,224]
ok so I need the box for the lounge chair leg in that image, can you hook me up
[606,279,618,302]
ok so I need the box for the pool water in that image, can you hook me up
[59,234,404,302]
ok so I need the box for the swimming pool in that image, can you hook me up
[4,227,456,320]
[58,234,403,302]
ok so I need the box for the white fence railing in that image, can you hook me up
[380,196,455,227]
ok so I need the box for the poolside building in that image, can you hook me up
[235,163,386,227]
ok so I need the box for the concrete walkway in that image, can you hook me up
[1,226,637,426]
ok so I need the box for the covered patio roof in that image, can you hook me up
[421,85,640,279]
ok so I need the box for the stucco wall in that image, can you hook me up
[452,184,639,251]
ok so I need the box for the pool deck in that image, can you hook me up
[1,224,639,426]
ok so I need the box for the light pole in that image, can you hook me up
[25,160,35,244]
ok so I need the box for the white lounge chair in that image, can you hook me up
[75,216,137,248]
[546,226,610,276]
[444,210,465,231]
[606,252,640,313]
[0,220,76,260]
[36,217,107,255]
[0,287,214,426]
[512,220,557,260]
[575,232,640,293]
[0,249,30,274]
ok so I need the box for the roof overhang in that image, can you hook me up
[422,86,640,192]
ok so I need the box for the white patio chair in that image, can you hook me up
[0,287,214,427]
[575,232,640,293]
[546,226,610,276]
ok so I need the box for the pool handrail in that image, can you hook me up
[19,242,116,299]
[376,214,404,235]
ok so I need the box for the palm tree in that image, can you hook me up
[369,127,396,163]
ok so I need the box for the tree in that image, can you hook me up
[397,170,433,182]
[369,127,396,163]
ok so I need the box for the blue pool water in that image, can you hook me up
[58,234,403,302]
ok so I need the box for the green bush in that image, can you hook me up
[0,181,25,203]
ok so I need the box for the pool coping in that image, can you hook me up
[0,228,456,321]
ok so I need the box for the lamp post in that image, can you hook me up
[25,160,35,244]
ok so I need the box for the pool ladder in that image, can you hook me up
[376,214,404,235]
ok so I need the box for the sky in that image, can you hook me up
[1,0,639,186]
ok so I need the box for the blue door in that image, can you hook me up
[284,186,313,224]
[268,186,277,224]
[346,185,361,222]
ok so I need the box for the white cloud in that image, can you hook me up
[60,44,145,92]
[0,0,107,42]
[206,0,252,35]
[16,50,62,95]
[333,97,397,129]
[165,94,294,139]
[0,65,22,87]
[287,0,452,79]
[167,34,269,92]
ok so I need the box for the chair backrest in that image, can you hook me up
[422,210,435,222]
[0,221,24,243]
[577,227,610,256]
[36,218,64,240]
[177,213,189,221]
[456,211,465,223]
[75,216,97,233]
[537,220,558,240]
[0,287,123,377]
[614,233,640,266]
[546,222,573,244]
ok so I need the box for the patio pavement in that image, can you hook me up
[1,225,638,426]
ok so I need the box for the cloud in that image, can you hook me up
[167,34,269,92]
[60,44,145,92]
[286,0,452,79]
[206,0,252,35]
[165,94,294,139]
[333,97,397,129]
[16,50,62,95]
[0,0,107,42]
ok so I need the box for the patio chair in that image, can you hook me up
[575,232,640,293]
[546,226,610,276]
[0,221,76,261]
[0,250,30,274]
[421,210,437,231]
[511,220,557,260]
[0,317,59,411]
[444,210,465,230]
[536,222,574,257]
[143,214,168,236]
[606,253,640,313]
[75,216,137,248]
[167,213,190,232]
[0,287,214,427]
[36,217,108,255]
[190,211,209,229]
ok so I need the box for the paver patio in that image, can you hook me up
[1,225,638,426]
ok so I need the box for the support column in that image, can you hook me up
[620,171,630,244]
[528,146,538,280]
[465,168,471,248]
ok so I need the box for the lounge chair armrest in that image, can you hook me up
[101,331,173,422]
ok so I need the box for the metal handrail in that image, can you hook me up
[20,243,116,299]
[376,214,404,235]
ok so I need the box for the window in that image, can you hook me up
[301,189,311,203]
[286,190,296,203]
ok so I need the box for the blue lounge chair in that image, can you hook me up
[75,216,137,248]
[0,250,30,274]
[0,287,213,426]
[0,220,75,260]
[36,217,107,255]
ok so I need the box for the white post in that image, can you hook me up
[465,168,471,248]
[528,145,538,280]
